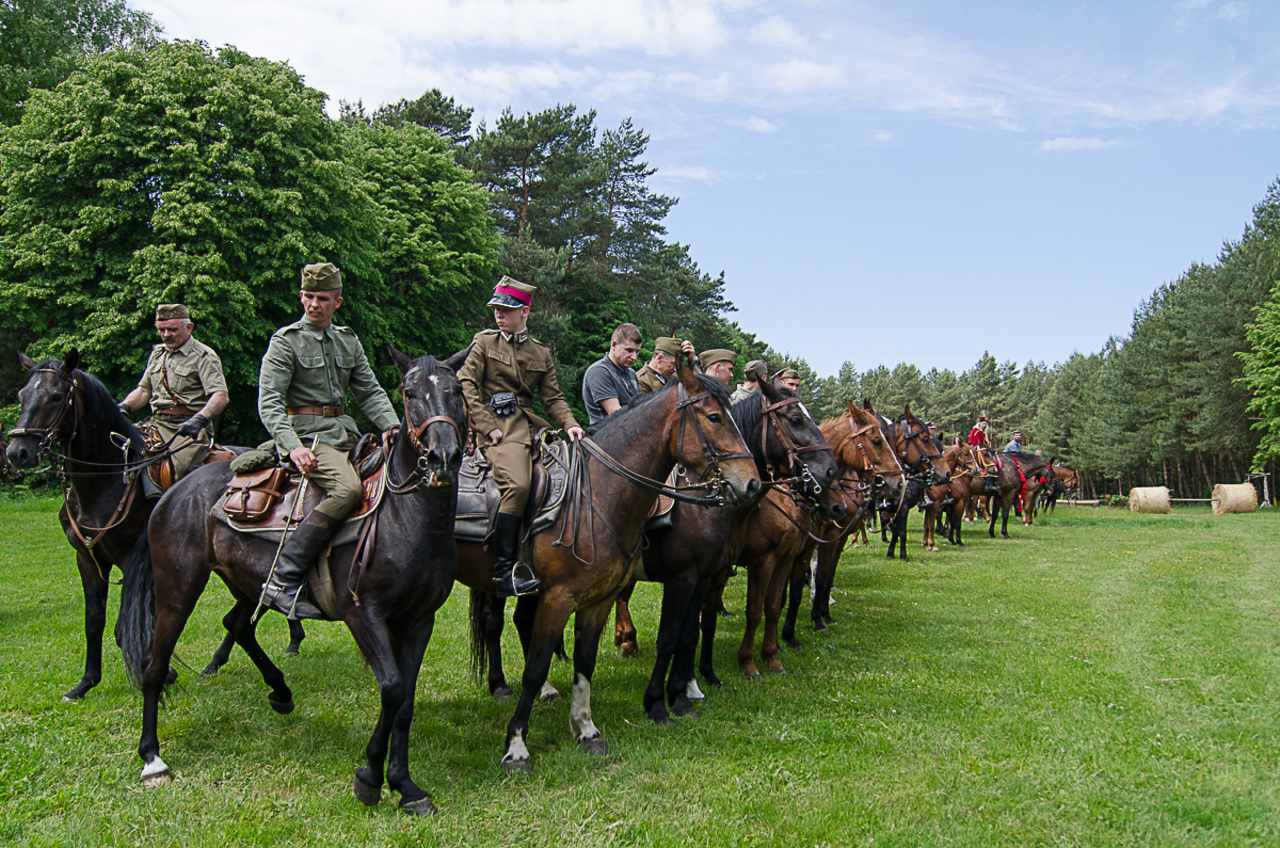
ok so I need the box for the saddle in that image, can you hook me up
[210,434,388,548]
[141,424,237,491]
[455,433,571,542]
[643,471,678,531]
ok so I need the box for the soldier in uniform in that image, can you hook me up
[636,337,697,394]
[459,276,585,598]
[257,263,401,619]
[698,349,737,385]
[773,366,801,393]
[118,303,229,496]
[730,359,768,405]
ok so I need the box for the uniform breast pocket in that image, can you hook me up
[297,354,326,370]
[334,355,356,369]
[488,349,512,367]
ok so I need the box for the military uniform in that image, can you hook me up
[137,316,227,481]
[258,262,398,619]
[459,327,580,515]
[729,383,758,405]
[636,364,665,395]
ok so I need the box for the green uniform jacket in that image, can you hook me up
[459,329,580,445]
[729,384,759,405]
[258,317,399,454]
[636,363,665,395]
[138,336,227,414]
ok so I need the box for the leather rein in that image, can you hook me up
[759,396,830,502]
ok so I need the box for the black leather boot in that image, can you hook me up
[984,475,999,495]
[492,512,540,599]
[262,510,343,620]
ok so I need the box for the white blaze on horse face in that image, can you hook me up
[429,374,439,387]
[569,673,600,741]
[502,731,530,764]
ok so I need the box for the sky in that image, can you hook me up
[135,0,1280,378]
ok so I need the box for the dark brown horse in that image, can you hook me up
[781,400,907,644]
[988,451,1054,538]
[921,443,973,550]
[457,361,760,770]
[876,404,951,561]
[7,351,156,701]
[117,348,466,815]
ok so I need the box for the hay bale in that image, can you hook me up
[1212,482,1258,515]
[1129,486,1170,514]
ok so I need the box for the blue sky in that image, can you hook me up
[137,0,1280,377]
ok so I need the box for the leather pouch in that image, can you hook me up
[223,467,289,522]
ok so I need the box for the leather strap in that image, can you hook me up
[288,405,346,417]
[153,405,198,417]
[485,395,532,408]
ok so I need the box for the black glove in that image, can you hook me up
[117,401,132,417]
[176,413,210,439]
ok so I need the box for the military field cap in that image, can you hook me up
[488,275,536,308]
[654,337,682,357]
[775,367,799,381]
[744,360,768,381]
[301,263,342,291]
[699,349,736,370]
[977,414,988,422]
[155,304,190,322]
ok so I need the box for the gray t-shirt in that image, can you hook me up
[582,355,639,425]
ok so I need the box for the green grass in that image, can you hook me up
[4,496,1280,846]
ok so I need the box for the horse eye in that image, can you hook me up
[49,394,63,404]
[706,413,721,424]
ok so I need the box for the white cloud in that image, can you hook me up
[749,15,808,49]
[728,116,779,133]
[1038,137,1122,152]
[766,59,842,93]
[659,165,717,183]
[868,129,894,144]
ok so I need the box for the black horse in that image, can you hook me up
[874,405,950,561]
[117,348,465,815]
[7,351,156,701]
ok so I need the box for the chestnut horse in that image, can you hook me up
[920,443,974,550]
[458,361,760,771]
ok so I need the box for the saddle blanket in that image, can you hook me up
[455,439,571,541]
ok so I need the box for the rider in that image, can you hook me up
[1004,429,1024,454]
[636,337,697,395]
[581,323,642,425]
[698,349,737,384]
[258,263,401,619]
[968,415,1000,495]
[118,303,229,497]
[730,359,768,405]
[458,276,585,598]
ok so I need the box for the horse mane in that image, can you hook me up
[35,359,146,454]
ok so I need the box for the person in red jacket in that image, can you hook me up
[968,416,999,495]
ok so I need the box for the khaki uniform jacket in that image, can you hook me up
[258,317,399,454]
[729,384,759,405]
[138,337,227,415]
[636,364,665,395]
[459,329,580,445]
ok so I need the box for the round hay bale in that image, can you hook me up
[1212,482,1258,515]
[1129,486,1170,514]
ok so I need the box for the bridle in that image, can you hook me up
[385,369,466,494]
[7,367,79,455]
[759,395,830,500]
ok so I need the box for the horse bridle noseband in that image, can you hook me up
[7,368,79,454]
[759,396,830,500]
[385,370,466,493]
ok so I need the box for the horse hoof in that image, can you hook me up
[649,711,672,726]
[353,773,381,806]
[141,757,170,787]
[743,671,762,681]
[785,639,803,650]
[199,663,220,677]
[284,645,300,657]
[619,644,639,658]
[579,735,609,756]
[672,704,700,720]
[61,693,81,704]
[491,685,513,701]
[165,668,179,685]
[769,666,787,676]
[822,613,835,625]
[539,689,562,703]
[399,796,438,817]
[269,695,295,715]
[502,757,533,774]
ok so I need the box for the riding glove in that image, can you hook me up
[177,413,210,438]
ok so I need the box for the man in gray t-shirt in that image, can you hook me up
[582,323,643,425]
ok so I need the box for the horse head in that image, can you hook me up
[672,359,760,507]
[899,404,950,486]
[388,345,467,488]
[842,399,905,504]
[755,381,840,517]
[7,349,83,470]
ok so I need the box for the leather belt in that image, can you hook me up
[486,395,532,408]
[153,405,198,417]
[288,405,347,417]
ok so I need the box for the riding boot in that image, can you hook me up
[492,512,540,599]
[984,475,999,495]
[140,470,164,501]
[261,510,343,620]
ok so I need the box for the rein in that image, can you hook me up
[759,395,829,501]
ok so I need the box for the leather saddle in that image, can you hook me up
[141,424,238,491]
[210,434,388,548]
[455,433,571,542]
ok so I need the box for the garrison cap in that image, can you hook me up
[488,275,535,308]
[155,304,190,322]
[699,349,737,370]
[775,367,799,381]
[744,359,768,381]
[654,337,682,357]
[301,263,342,291]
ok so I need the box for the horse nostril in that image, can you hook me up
[745,478,761,499]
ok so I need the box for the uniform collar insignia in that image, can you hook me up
[500,330,528,343]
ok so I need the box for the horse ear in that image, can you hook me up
[902,403,913,419]
[18,350,36,370]
[387,345,416,374]
[862,398,872,411]
[846,399,857,416]
[676,356,701,393]
[760,380,782,402]
[61,348,79,374]
[443,344,472,373]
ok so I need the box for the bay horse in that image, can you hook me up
[117,347,466,815]
[920,443,973,551]
[7,351,155,701]
[875,404,950,561]
[608,381,839,722]
[457,361,760,770]
[988,451,1054,538]
[781,400,907,644]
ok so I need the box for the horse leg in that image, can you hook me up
[780,556,807,650]
[568,598,614,755]
[737,560,769,679]
[613,577,640,657]
[65,551,109,701]
[285,619,306,655]
[668,577,712,717]
[513,595,561,701]
[1002,500,1012,538]
[385,616,437,815]
[697,568,729,688]
[201,607,240,676]
[343,613,406,809]
[223,598,295,714]
[502,599,575,772]
[760,557,794,673]
[481,591,512,698]
[812,535,846,628]
[644,575,693,725]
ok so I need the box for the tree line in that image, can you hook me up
[2,2,1279,501]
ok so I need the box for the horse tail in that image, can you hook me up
[468,588,489,684]
[116,533,155,691]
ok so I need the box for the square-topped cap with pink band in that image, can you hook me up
[488,275,536,308]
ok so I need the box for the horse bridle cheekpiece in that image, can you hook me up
[386,368,465,493]
[7,367,79,459]
[759,396,828,499]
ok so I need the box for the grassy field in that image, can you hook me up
[3,495,1280,847]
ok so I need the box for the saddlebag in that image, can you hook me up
[223,466,289,523]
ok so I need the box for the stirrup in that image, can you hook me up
[262,579,324,621]
[494,562,541,598]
